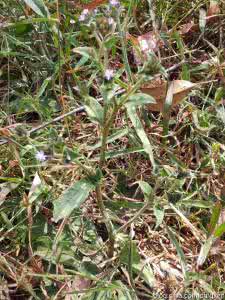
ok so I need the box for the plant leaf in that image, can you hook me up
[154,205,164,228]
[133,263,155,288]
[197,236,215,267]
[140,79,196,111]
[208,201,222,235]
[127,93,156,106]
[0,182,20,205]
[214,223,225,238]
[84,97,104,125]
[126,104,155,170]
[53,178,96,222]
[137,181,153,201]
[23,0,49,17]
[167,226,187,277]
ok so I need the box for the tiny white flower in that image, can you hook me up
[108,17,114,25]
[104,69,114,80]
[35,151,46,162]
[139,39,149,51]
[70,19,75,24]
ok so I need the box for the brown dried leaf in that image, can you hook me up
[140,79,197,112]
[208,0,220,16]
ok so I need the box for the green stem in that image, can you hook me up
[116,11,133,83]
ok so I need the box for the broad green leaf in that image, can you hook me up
[120,241,140,265]
[84,97,104,125]
[208,201,222,235]
[167,226,187,277]
[215,87,225,103]
[214,223,225,238]
[126,104,155,170]
[23,0,49,17]
[53,178,96,222]
[197,236,215,267]
[127,93,156,106]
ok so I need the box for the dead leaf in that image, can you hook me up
[208,0,220,16]
[0,128,11,137]
[9,160,19,168]
[140,79,197,112]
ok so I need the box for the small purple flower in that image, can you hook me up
[109,0,120,7]
[35,151,46,162]
[79,9,89,21]
[104,69,114,81]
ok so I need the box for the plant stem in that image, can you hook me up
[116,11,133,83]
[95,185,115,258]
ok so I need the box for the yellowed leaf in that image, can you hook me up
[140,79,197,112]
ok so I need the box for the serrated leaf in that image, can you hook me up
[23,0,49,17]
[53,178,96,222]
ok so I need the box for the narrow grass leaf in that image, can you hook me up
[197,236,214,267]
[167,226,187,277]
[88,128,129,150]
[208,201,222,235]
